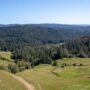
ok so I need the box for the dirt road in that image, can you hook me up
[12,74,35,90]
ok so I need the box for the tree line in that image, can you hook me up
[10,36,90,67]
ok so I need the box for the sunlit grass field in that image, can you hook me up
[0,51,90,90]
[17,58,90,90]
[0,51,13,62]
[0,60,14,66]
[0,70,27,90]
[0,51,14,67]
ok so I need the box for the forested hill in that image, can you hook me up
[0,24,90,51]
[65,36,90,57]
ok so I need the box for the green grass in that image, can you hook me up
[17,65,61,90]
[0,70,27,90]
[0,51,14,67]
[58,58,90,66]
[0,51,90,90]
[0,51,13,62]
[0,60,14,66]
[17,58,90,90]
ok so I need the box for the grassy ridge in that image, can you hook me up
[0,70,27,90]
[17,58,90,90]
[0,51,13,62]
[0,51,14,68]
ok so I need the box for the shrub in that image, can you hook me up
[16,61,31,72]
[25,62,31,69]
[61,65,64,68]
[8,64,19,74]
[52,61,58,66]
[63,63,67,66]
[79,63,83,66]
[73,63,77,66]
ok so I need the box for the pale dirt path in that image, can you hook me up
[12,74,35,90]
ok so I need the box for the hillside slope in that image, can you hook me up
[17,58,90,90]
[0,70,27,90]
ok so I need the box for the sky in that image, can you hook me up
[0,0,90,24]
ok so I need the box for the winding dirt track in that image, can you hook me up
[12,74,35,90]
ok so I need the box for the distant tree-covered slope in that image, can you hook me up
[66,36,90,57]
[10,36,90,69]
[0,24,90,51]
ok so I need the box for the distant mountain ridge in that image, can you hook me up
[0,23,90,28]
[0,24,90,50]
[0,23,90,32]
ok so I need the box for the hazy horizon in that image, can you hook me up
[0,23,90,26]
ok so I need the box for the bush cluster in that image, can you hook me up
[0,61,31,74]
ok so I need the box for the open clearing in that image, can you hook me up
[17,58,90,90]
[0,52,90,90]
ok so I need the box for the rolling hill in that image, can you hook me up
[0,52,90,90]
[0,70,27,90]
[17,58,90,90]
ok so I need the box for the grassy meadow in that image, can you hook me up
[17,58,90,90]
[0,52,27,90]
[0,70,27,90]
[0,51,13,62]
[0,51,14,69]
[0,51,90,90]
